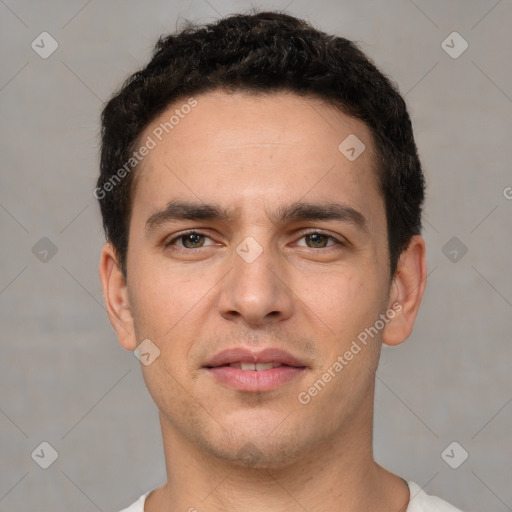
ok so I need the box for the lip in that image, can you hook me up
[203,347,308,392]
[204,347,306,368]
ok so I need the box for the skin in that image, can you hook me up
[100,90,426,512]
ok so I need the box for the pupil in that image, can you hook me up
[186,233,202,247]
[309,234,325,247]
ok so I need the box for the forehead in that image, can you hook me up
[131,90,383,227]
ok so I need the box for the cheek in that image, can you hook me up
[127,254,192,334]
[128,258,218,377]
[298,265,382,336]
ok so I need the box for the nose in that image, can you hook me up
[217,238,295,328]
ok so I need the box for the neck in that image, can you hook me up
[146,392,410,512]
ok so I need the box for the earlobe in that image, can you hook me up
[382,235,427,347]
[98,243,138,351]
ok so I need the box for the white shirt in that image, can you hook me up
[118,480,464,511]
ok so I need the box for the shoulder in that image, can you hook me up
[406,481,465,512]
[117,491,150,512]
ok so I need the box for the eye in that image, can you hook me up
[164,230,344,251]
[165,231,215,249]
[296,232,341,249]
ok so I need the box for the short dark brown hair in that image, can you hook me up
[97,10,425,277]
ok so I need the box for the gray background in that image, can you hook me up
[1,0,511,510]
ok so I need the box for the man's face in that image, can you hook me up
[123,90,394,467]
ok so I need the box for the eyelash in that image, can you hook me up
[164,229,344,250]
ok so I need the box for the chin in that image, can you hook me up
[202,424,314,470]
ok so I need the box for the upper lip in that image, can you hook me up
[204,347,307,368]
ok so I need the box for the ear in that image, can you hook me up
[382,235,427,347]
[99,243,137,351]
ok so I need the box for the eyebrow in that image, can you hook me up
[145,200,368,233]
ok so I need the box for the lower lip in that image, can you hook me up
[205,366,306,392]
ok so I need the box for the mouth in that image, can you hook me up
[203,348,308,392]
[217,362,288,371]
